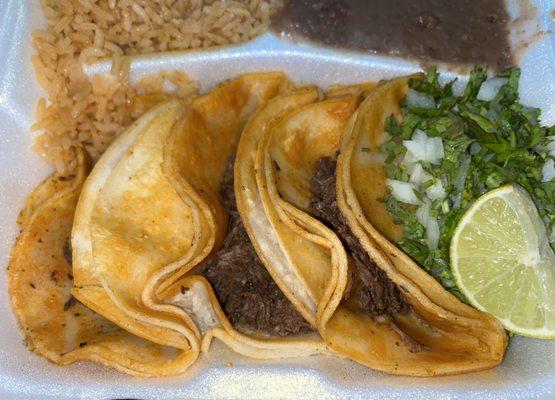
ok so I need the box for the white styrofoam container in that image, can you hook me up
[1,1,554,399]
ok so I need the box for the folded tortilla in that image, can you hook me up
[8,150,198,376]
[11,72,506,377]
[160,75,327,358]
[69,72,326,375]
[246,77,508,376]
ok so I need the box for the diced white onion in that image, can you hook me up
[409,163,432,186]
[387,179,421,205]
[416,201,440,250]
[542,159,555,182]
[426,218,440,250]
[546,136,555,158]
[452,154,472,209]
[470,142,482,155]
[407,89,436,109]
[451,81,466,97]
[477,77,508,101]
[416,201,431,227]
[403,130,445,165]
[426,180,447,201]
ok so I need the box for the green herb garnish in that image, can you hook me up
[379,66,555,301]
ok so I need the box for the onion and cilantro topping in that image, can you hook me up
[378,67,555,300]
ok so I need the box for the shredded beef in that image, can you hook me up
[204,160,313,336]
[310,157,407,316]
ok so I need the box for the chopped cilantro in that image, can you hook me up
[376,66,555,300]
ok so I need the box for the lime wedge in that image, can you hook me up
[450,184,555,338]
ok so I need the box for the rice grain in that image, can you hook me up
[32,0,282,170]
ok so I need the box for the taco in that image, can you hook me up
[70,72,326,375]
[8,150,198,377]
[245,76,508,376]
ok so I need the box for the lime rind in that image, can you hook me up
[450,184,555,339]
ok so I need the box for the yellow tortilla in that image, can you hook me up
[8,150,198,377]
[247,94,363,334]
[160,75,327,358]
[324,82,378,99]
[71,72,326,373]
[262,96,364,328]
[227,86,330,353]
[333,76,507,375]
[72,99,200,355]
[251,77,507,376]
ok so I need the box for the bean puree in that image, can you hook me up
[272,0,513,70]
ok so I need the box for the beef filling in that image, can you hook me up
[204,160,313,336]
[310,157,407,316]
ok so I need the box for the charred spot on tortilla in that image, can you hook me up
[63,295,78,311]
[58,174,75,182]
[204,159,313,336]
[63,240,72,265]
[309,157,408,316]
